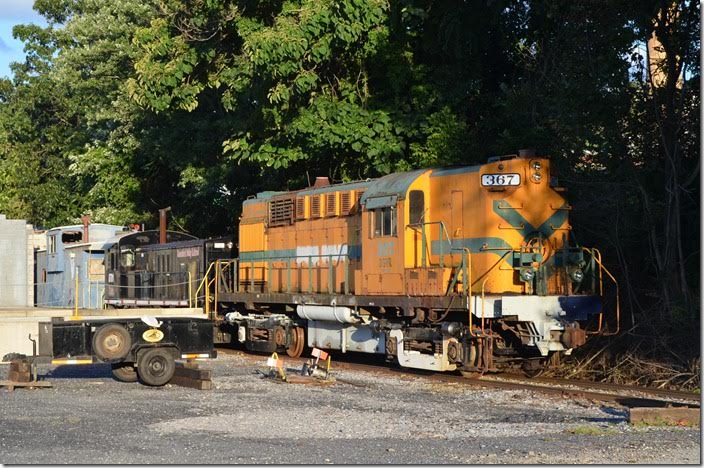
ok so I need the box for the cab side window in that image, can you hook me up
[372,207,396,237]
[409,190,424,225]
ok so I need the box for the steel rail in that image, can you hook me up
[215,346,700,408]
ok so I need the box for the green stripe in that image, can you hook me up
[492,200,568,239]
[430,237,513,257]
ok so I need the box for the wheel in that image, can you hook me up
[111,362,138,382]
[286,327,305,358]
[522,358,548,378]
[137,348,175,386]
[92,324,132,361]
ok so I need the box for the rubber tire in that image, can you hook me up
[137,348,175,386]
[92,324,132,362]
[111,362,138,382]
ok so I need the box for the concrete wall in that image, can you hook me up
[27,227,46,306]
[0,215,29,307]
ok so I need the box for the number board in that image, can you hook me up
[481,173,520,186]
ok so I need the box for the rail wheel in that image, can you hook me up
[93,323,131,361]
[137,348,175,386]
[111,362,138,382]
[286,327,305,358]
[521,358,548,378]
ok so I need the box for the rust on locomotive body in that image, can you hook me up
[218,152,618,374]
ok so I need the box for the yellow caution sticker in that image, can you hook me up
[142,329,164,343]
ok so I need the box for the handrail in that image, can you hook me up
[213,259,238,316]
[406,221,453,267]
[583,247,620,335]
[194,261,217,308]
[480,251,513,332]
[237,252,354,295]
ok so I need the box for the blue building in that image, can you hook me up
[35,223,129,308]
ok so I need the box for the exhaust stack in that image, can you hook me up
[81,215,91,243]
[159,207,171,244]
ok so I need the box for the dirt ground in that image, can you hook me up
[0,351,700,464]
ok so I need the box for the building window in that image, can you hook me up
[62,231,82,244]
[49,235,57,254]
[373,207,396,237]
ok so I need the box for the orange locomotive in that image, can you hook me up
[216,151,618,374]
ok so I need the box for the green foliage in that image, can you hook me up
[0,0,699,325]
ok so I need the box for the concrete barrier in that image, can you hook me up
[0,307,207,358]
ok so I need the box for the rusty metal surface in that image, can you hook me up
[629,407,700,426]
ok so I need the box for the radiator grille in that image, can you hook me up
[310,195,321,218]
[295,197,305,219]
[340,192,351,215]
[268,197,295,226]
[326,193,336,216]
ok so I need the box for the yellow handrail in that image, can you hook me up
[194,261,218,309]
[188,271,192,308]
[583,247,620,335]
[479,251,513,334]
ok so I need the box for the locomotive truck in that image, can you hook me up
[212,151,618,375]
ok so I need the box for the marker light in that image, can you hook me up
[520,268,535,282]
[571,269,584,282]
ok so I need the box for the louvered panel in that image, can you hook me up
[310,195,321,218]
[326,193,336,216]
[296,197,305,220]
[268,197,295,226]
[340,192,351,215]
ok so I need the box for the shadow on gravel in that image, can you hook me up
[44,364,113,379]
[581,407,628,423]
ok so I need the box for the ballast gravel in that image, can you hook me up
[0,351,699,464]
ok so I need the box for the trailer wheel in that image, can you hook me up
[93,324,131,361]
[111,362,138,382]
[137,348,175,386]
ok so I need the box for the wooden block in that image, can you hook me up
[0,380,52,389]
[176,360,200,370]
[7,370,31,383]
[169,375,213,390]
[10,361,30,373]
[629,407,700,427]
[173,366,212,380]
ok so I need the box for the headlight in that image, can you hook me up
[532,172,543,182]
[520,268,535,282]
[531,161,542,171]
[571,269,584,282]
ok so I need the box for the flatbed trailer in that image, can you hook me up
[39,316,216,386]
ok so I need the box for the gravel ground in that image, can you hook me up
[0,351,700,464]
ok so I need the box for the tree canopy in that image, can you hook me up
[0,0,700,333]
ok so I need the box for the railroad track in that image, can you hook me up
[215,346,701,409]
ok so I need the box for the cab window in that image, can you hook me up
[372,207,396,237]
[120,249,135,268]
[409,190,425,225]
